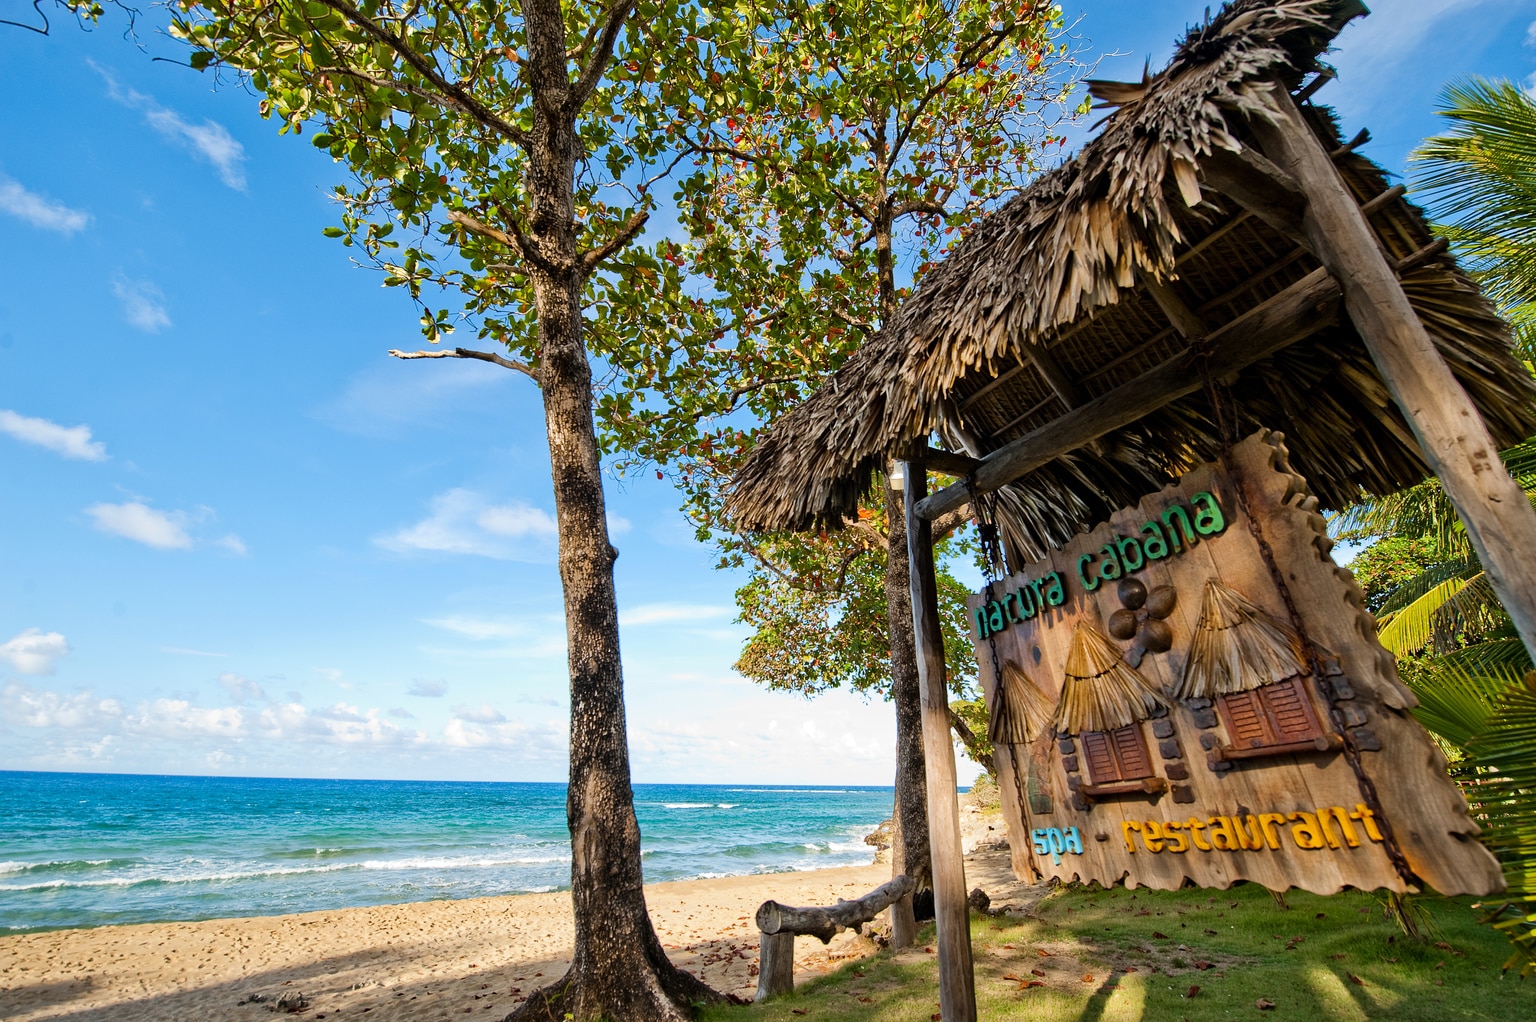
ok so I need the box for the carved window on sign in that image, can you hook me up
[1080,725,1155,784]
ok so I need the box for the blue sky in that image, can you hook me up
[3,0,1534,785]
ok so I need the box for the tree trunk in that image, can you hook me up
[885,476,932,938]
[509,5,719,1019]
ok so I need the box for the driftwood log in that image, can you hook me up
[754,874,915,1001]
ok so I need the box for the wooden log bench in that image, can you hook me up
[754,874,916,1001]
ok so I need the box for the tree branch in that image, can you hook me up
[570,0,635,111]
[890,23,1012,163]
[447,208,564,276]
[931,505,972,541]
[313,0,529,148]
[893,198,949,219]
[579,209,649,276]
[387,346,540,383]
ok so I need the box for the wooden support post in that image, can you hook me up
[1250,85,1536,663]
[755,932,795,1002]
[903,446,977,1022]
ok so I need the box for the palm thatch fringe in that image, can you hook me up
[990,661,1058,745]
[1176,579,1307,700]
[1055,621,1168,735]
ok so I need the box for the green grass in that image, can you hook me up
[702,883,1536,1021]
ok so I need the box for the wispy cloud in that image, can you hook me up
[218,672,267,704]
[0,409,107,461]
[86,501,194,549]
[619,603,734,627]
[0,175,90,234]
[407,678,448,698]
[0,629,71,676]
[90,60,247,190]
[423,615,526,640]
[111,274,171,333]
[84,499,245,554]
[378,489,558,560]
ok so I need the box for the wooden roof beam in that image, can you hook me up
[1198,146,1308,244]
[1142,277,1210,341]
[913,267,1343,521]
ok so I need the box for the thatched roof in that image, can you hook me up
[727,0,1536,564]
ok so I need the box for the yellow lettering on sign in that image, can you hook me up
[1288,811,1326,850]
[1101,806,1389,856]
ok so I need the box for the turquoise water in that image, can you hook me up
[0,771,893,933]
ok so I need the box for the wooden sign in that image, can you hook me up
[970,431,1504,896]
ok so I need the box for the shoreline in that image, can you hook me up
[0,862,895,1021]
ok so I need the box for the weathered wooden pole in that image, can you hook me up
[1249,84,1536,663]
[902,447,978,1022]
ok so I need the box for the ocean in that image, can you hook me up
[0,771,894,934]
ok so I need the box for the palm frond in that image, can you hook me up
[1412,78,1536,312]
[1377,576,1472,655]
[1377,557,1479,615]
[1401,642,1531,748]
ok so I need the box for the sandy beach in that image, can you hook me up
[0,791,1016,1022]
[0,864,901,1021]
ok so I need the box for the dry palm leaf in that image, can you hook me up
[990,661,1058,745]
[1054,621,1168,734]
[1177,579,1307,699]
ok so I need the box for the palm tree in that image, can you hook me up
[1339,77,1536,973]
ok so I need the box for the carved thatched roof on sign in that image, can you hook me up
[1054,622,1168,735]
[726,0,1536,564]
[989,661,1057,745]
[1176,579,1308,700]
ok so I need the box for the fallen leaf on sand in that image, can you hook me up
[1037,949,1050,958]
[1186,985,1201,998]
[1031,968,1046,977]
[1017,981,1044,990]
[1434,961,1445,970]
[1082,974,1095,983]
[931,1014,942,1020]
[791,1011,808,1017]
[1152,931,1169,939]
[1346,973,1366,986]
[1194,960,1213,970]
[1204,929,1218,936]
[858,996,873,1003]
[1257,997,1277,1010]
[1124,966,1137,973]
[1003,974,1022,982]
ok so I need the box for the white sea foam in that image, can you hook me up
[716,803,739,809]
[660,803,714,809]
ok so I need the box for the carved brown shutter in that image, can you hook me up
[1219,690,1271,748]
[1080,732,1120,784]
[1260,676,1325,742]
[1110,725,1154,779]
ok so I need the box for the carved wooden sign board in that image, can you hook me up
[969,432,1504,896]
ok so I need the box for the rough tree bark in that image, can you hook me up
[885,477,933,943]
[507,3,719,1019]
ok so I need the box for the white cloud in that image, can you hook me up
[453,703,507,724]
[618,603,733,627]
[378,489,558,561]
[0,629,71,675]
[316,359,512,437]
[607,513,632,535]
[215,534,249,556]
[0,409,107,460]
[2,682,120,727]
[86,501,193,549]
[408,678,448,698]
[91,61,247,189]
[1526,18,1536,46]
[0,175,90,234]
[443,714,566,753]
[111,274,172,333]
[218,672,266,704]
[422,615,526,640]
